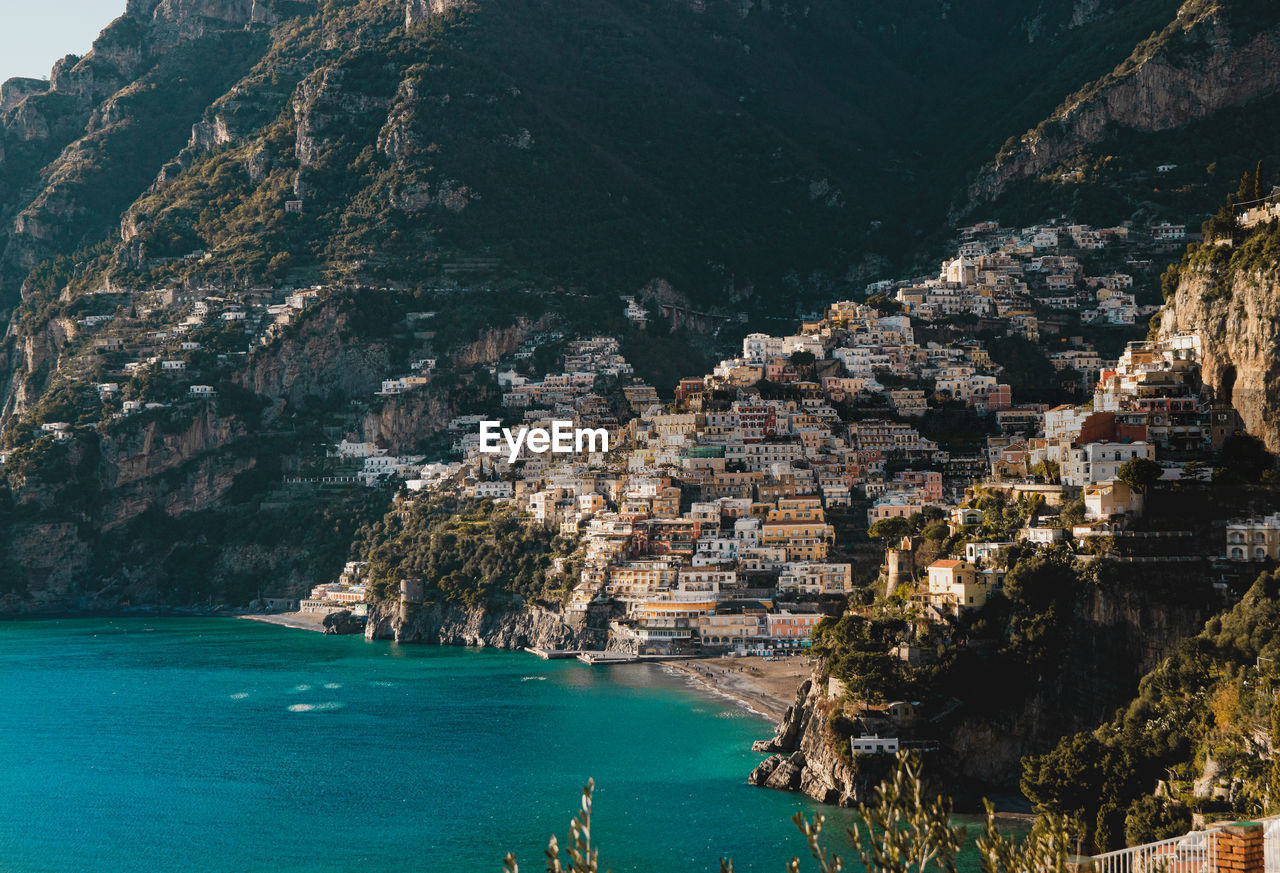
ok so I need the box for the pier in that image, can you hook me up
[523,647,697,665]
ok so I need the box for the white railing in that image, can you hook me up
[1091,815,1280,873]
[1265,819,1280,873]
[1092,829,1215,873]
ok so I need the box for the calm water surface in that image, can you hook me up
[0,618,1004,872]
[0,618,863,872]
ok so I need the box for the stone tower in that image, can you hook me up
[885,536,915,598]
[399,577,425,624]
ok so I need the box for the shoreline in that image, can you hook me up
[659,656,810,723]
[231,615,806,724]
[238,612,329,633]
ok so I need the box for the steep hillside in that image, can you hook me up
[1021,569,1280,849]
[749,550,1222,808]
[2,0,1273,613]
[966,0,1280,222]
[0,1,274,305]
[1158,201,1280,453]
[0,0,1190,319]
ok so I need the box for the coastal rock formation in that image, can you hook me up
[322,610,365,635]
[365,599,611,650]
[405,0,466,29]
[750,568,1221,803]
[968,0,1280,208]
[749,678,865,806]
[238,294,393,412]
[1159,266,1280,452]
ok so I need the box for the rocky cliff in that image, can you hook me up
[750,563,1221,806]
[749,676,868,806]
[1158,261,1280,452]
[968,0,1280,208]
[240,294,394,411]
[0,1,272,307]
[364,598,611,649]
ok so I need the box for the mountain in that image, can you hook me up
[0,0,1277,612]
[1158,196,1280,453]
[0,0,1190,320]
[964,0,1280,225]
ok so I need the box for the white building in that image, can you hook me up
[1226,513,1280,561]
[1061,442,1153,487]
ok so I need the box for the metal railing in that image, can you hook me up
[1265,819,1280,873]
[1092,829,1216,873]
[1091,815,1280,873]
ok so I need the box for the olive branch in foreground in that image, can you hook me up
[503,753,1072,873]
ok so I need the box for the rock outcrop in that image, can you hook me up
[239,293,393,411]
[364,598,612,649]
[750,567,1220,805]
[405,0,467,29]
[749,677,866,806]
[968,0,1280,208]
[323,609,366,635]
[1159,264,1280,452]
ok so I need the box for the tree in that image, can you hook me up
[921,521,949,541]
[1060,499,1085,528]
[1238,168,1258,203]
[1270,699,1280,808]
[846,754,964,873]
[978,801,1071,873]
[1116,457,1162,492]
[869,516,912,543]
[1124,796,1192,846]
[1031,460,1060,484]
[1094,802,1125,853]
[1180,460,1207,483]
[1220,432,1273,483]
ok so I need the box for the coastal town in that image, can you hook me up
[7,210,1277,757]
[12,2,1280,869]
[283,215,1267,678]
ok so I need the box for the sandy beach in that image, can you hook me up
[238,611,329,633]
[663,656,812,722]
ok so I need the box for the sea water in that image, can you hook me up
[0,618,991,873]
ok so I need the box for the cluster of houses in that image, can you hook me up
[864,218,1184,336]
[361,238,1268,654]
[297,562,370,615]
[360,275,1223,653]
[8,284,331,449]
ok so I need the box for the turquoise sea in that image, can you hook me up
[0,618,865,873]
[0,619,1013,872]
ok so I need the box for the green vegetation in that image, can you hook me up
[356,494,575,607]
[1116,457,1163,492]
[1022,569,1280,847]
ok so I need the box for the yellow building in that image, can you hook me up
[652,486,682,519]
[606,561,679,601]
[697,611,764,648]
[925,559,988,617]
